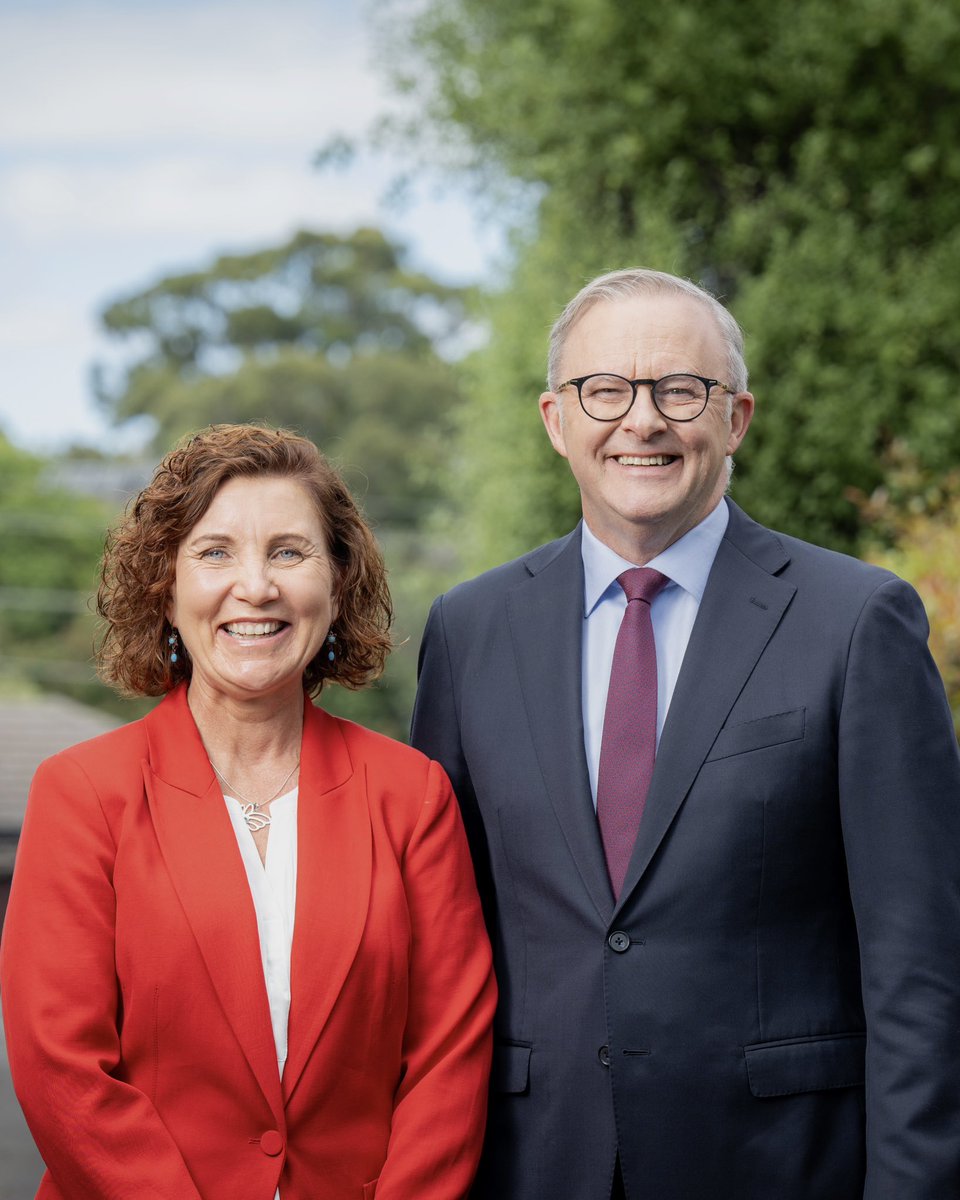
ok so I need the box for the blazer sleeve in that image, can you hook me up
[0,753,203,1199]
[411,596,497,926]
[837,577,960,1197]
[411,596,470,796]
[375,759,496,1200]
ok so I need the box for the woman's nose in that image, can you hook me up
[231,558,280,602]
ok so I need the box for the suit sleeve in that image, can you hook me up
[412,596,496,928]
[0,754,203,1199]
[411,596,470,796]
[375,759,496,1200]
[837,577,960,1198]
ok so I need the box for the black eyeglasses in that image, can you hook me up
[556,373,734,423]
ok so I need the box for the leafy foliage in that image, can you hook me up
[857,453,960,735]
[379,0,960,559]
[0,434,117,711]
[0,435,108,643]
[95,226,477,737]
[95,228,471,525]
[99,227,467,377]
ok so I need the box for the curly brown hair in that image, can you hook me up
[97,423,393,697]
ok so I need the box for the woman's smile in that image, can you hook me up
[167,474,338,706]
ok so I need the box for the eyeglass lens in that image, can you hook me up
[579,374,708,420]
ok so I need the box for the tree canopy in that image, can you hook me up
[380,0,960,560]
[99,226,467,382]
[96,227,471,527]
[95,226,476,736]
[858,451,960,735]
[0,433,115,710]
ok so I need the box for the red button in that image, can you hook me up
[260,1130,284,1157]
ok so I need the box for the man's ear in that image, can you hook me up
[539,391,569,460]
[726,390,755,456]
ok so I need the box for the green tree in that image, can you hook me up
[379,0,960,561]
[855,453,960,736]
[95,227,476,737]
[96,227,470,523]
[0,433,114,701]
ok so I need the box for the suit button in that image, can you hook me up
[260,1130,284,1156]
[608,931,630,953]
[598,1045,611,1067]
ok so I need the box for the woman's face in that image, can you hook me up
[166,474,337,706]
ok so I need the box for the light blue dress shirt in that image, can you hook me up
[581,499,729,807]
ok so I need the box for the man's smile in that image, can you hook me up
[611,454,679,467]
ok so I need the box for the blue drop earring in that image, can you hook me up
[168,630,179,665]
[326,632,336,663]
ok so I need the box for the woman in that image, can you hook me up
[1,424,496,1200]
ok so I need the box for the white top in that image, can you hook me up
[222,786,298,1200]
[580,499,729,806]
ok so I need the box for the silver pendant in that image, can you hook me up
[241,804,272,832]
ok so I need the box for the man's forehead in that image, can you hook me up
[561,292,724,366]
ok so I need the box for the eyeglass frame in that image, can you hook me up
[555,372,735,423]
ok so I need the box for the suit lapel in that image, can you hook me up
[144,687,283,1119]
[282,699,370,1103]
[507,526,615,921]
[616,503,796,910]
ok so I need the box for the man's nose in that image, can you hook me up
[618,385,669,437]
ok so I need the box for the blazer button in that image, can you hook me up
[598,1045,611,1067]
[608,931,630,953]
[260,1130,284,1157]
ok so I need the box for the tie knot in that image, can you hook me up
[617,566,669,605]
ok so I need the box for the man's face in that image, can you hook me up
[539,293,754,562]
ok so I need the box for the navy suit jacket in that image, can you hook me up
[411,499,960,1200]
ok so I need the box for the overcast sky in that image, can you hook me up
[0,0,505,453]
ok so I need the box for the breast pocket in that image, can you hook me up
[705,708,805,762]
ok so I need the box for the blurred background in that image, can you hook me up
[2,0,959,1191]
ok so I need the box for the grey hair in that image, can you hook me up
[546,267,748,395]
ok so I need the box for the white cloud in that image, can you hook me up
[0,0,386,147]
[0,0,506,451]
[0,302,91,349]
[1,154,387,242]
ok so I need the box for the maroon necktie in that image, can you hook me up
[597,567,669,899]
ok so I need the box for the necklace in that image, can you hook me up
[211,758,300,832]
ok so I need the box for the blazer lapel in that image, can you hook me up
[143,687,283,1120]
[282,699,370,1104]
[616,503,797,910]
[507,525,615,921]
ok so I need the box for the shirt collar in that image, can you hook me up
[581,498,730,617]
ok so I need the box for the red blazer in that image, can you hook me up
[1,685,495,1199]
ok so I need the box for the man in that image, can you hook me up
[411,268,960,1200]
